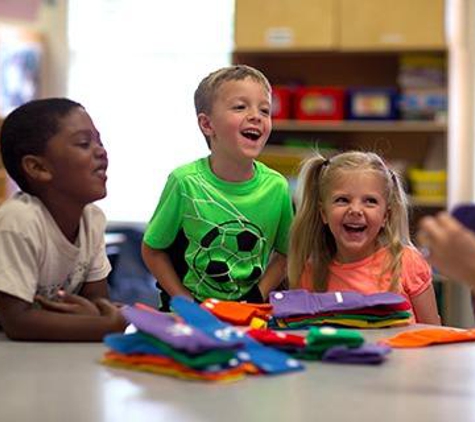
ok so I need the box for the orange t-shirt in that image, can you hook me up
[300,246,432,306]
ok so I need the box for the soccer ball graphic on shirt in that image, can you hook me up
[192,220,265,294]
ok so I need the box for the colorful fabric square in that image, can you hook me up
[121,304,243,354]
[282,316,412,329]
[270,290,408,318]
[283,310,412,323]
[380,327,475,348]
[104,332,235,369]
[171,296,304,374]
[296,326,364,360]
[102,351,251,382]
[322,344,392,364]
[201,298,273,325]
[246,328,306,350]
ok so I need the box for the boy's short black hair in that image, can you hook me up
[0,98,83,193]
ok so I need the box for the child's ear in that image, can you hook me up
[197,113,214,137]
[383,207,391,227]
[21,155,53,183]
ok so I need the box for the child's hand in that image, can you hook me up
[35,290,100,316]
[94,298,128,332]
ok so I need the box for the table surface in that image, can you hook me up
[1,325,475,422]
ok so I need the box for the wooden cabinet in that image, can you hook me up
[235,0,337,51]
[234,0,445,52]
[339,0,446,50]
[233,1,448,214]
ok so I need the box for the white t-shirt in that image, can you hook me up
[0,192,111,303]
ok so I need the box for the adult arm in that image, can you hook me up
[0,292,126,341]
[141,243,193,299]
[418,212,475,290]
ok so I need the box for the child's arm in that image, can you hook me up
[80,278,110,301]
[411,284,442,325]
[258,251,287,300]
[0,292,127,341]
[141,243,194,300]
[34,279,111,316]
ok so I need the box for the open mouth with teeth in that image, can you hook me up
[241,129,261,141]
[343,223,367,233]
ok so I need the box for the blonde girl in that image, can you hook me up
[288,151,440,324]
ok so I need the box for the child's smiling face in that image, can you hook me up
[320,170,389,263]
[201,77,272,166]
[41,107,108,205]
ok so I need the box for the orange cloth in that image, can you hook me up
[379,327,475,348]
[201,298,273,325]
[300,247,431,320]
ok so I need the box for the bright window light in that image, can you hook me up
[68,0,234,223]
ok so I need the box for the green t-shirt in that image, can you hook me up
[143,157,294,301]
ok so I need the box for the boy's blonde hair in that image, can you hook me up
[288,150,411,292]
[194,64,272,147]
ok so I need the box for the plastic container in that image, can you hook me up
[408,168,447,200]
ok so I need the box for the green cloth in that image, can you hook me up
[295,326,364,360]
[139,332,235,369]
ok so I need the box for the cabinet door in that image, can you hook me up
[339,0,446,50]
[234,0,337,51]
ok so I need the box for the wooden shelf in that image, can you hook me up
[410,196,446,208]
[273,120,447,133]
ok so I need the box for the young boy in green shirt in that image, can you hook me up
[142,65,293,305]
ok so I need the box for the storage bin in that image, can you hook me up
[294,87,345,121]
[346,87,398,120]
[408,168,446,200]
[272,86,293,120]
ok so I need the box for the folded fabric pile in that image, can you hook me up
[269,290,412,329]
[380,327,475,348]
[198,299,391,364]
[248,326,391,364]
[102,297,303,382]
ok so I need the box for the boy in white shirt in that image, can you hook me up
[0,98,126,341]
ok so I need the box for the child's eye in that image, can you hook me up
[334,196,348,204]
[365,197,379,205]
[233,104,246,110]
[260,108,270,116]
[77,139,91,148]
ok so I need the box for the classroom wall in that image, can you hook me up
[0,0,68,98]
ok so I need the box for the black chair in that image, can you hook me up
[106,226,158,307]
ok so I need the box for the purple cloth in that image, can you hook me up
[270,290,407,318]
[322,344,392,364]
[121,306,242,354]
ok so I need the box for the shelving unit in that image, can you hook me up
[233,0,448,217]
[272,120,446,133]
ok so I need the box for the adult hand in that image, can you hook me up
[35,290,100,316]
[418,212,475,289]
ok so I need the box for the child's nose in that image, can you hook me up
[247,108,261,121]
[349,204,363,216]
[95,143,107,158]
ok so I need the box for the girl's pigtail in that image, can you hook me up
[288,155,328,289]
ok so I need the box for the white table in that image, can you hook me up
[1,326,475,422]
